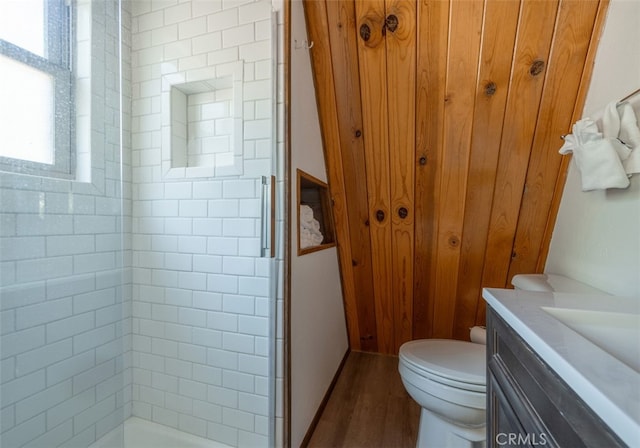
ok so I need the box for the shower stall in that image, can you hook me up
[0,0,282,446]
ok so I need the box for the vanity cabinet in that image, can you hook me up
[486,307,624,447]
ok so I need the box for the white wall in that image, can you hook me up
[546,0,640,298]
[290,1,349,446]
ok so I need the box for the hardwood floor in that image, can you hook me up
[306,351,420,448]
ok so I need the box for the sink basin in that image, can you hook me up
[542,306,640,372]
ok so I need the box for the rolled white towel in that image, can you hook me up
[300,227,323,248]
[299,204,324,248]
[299,204,314,222]
[302,218,320,232]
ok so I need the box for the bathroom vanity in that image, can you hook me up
[483,288,640,447]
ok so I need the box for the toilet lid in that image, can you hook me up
[399,339,486,386]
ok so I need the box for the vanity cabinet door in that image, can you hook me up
[488,357,557,448]
[486,308,625,448]
[488,369,537,447]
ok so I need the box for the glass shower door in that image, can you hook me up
[127,0,279,446]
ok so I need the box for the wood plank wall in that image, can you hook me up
[304,0,608,353]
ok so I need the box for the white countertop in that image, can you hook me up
[483,288,640,446]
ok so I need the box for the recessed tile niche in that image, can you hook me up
[162,62,243,178]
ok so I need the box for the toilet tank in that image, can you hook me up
[511,274,607,294]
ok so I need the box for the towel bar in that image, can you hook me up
[620,87,640,103]
[561,88,640,140]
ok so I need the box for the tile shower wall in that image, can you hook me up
[0,2,133,447]
[130,1,276,446]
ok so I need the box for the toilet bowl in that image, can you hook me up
[399,338,487,448]
[399,273,600,448]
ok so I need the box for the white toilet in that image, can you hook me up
[399,337,486,448]
[398,274,605,448]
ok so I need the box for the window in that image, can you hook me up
[0,0,74,178]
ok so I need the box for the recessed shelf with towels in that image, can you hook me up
[297,169,336,255]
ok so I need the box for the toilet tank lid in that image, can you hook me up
[511,274,606,294]
[399,339,485,386]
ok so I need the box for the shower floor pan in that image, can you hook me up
[90,417,232,448]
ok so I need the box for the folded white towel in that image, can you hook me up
[623,141,640,174]
[603,101,640,174]
[559,118,630,191]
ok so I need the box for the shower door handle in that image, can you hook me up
[261,175,276,258]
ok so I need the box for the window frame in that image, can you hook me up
[0,0,74,179]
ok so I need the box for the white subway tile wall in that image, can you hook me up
[130,0,277,446]
[0,1,133,447]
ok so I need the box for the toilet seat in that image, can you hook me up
[399,339,486,393]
